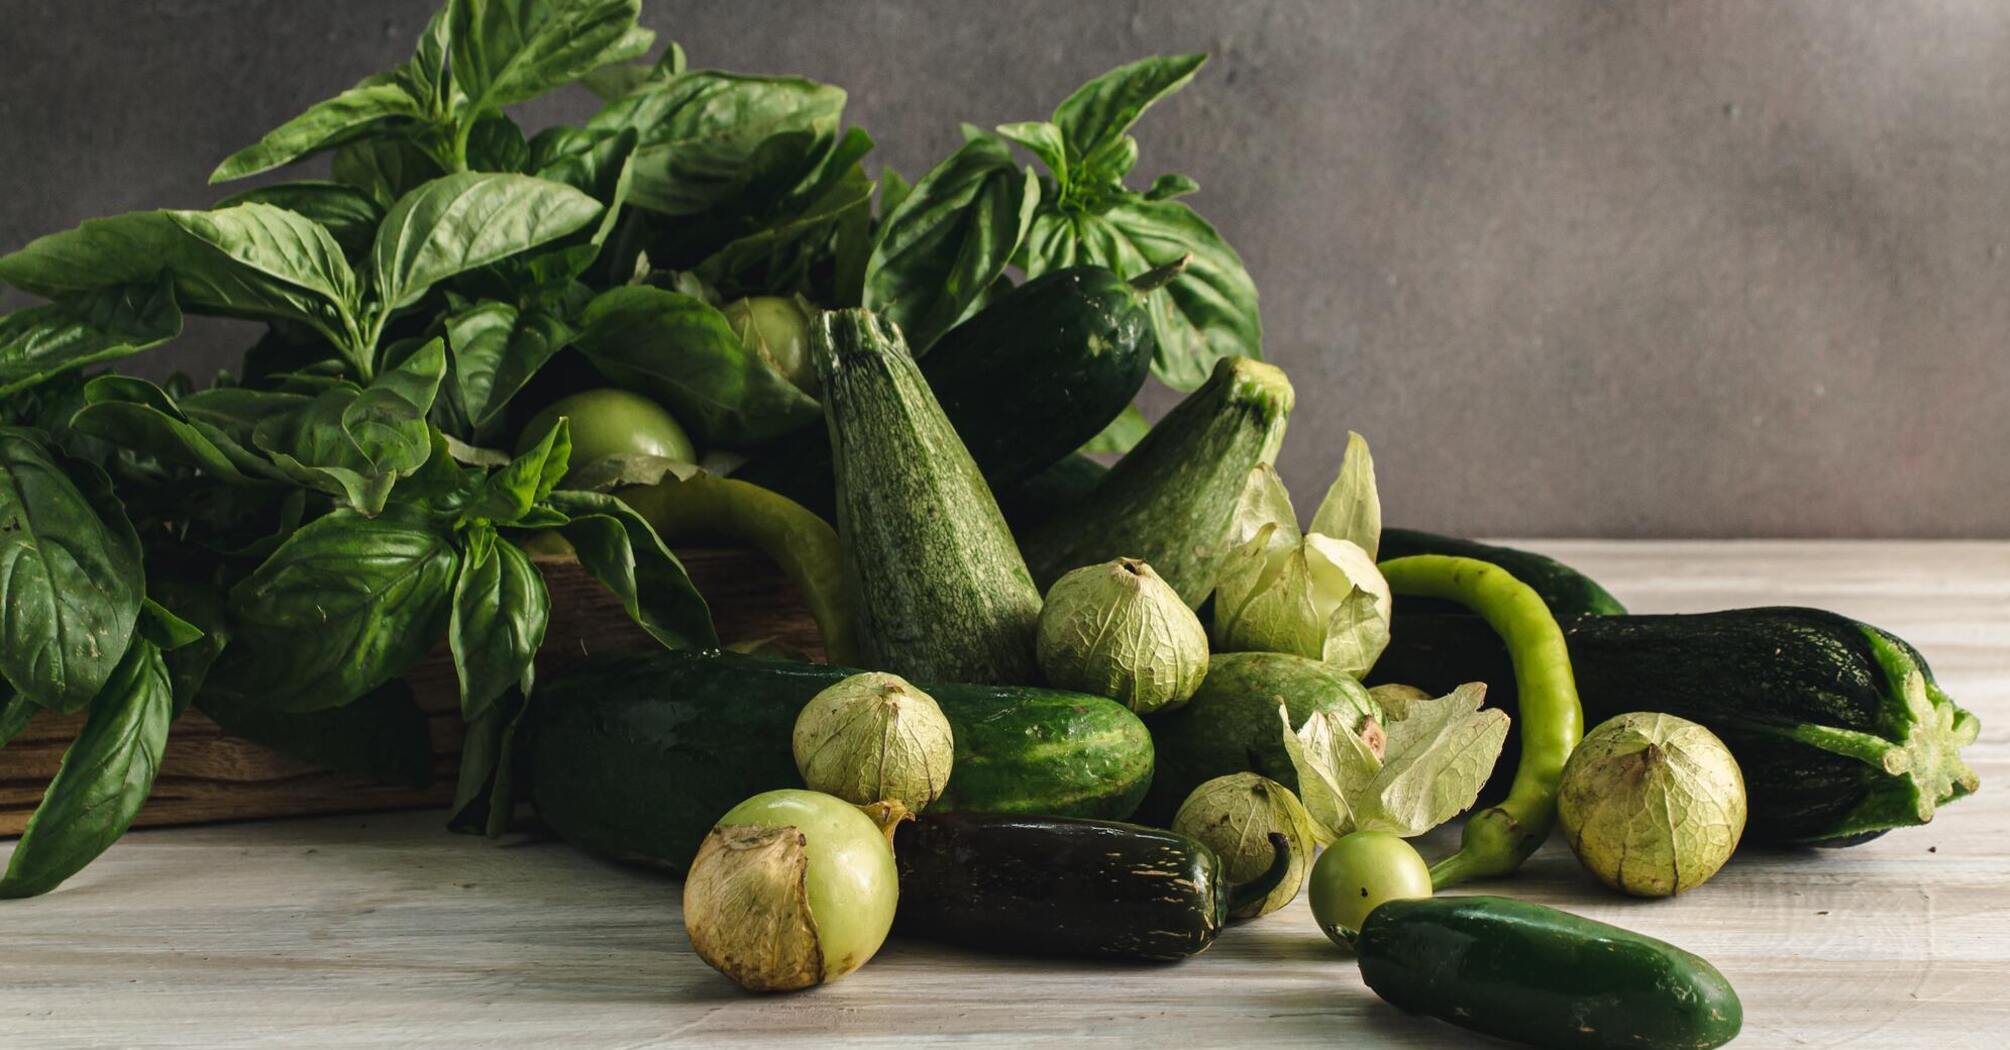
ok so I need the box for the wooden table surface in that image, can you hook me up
[3,541,2007,1049]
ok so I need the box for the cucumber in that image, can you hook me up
[1358,896,1742,1050]
[999,453,1107,537]
[893,812,1288,961]
[1380,528,1627,618]
[528,651,1154,873]
[1371,608,1981,844]
[1139,651,1380,824]
[814,309,1042,684]
[733,266,1157,521]
[1023,355,1294,606]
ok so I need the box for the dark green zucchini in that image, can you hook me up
[892,812,1287,961]
[1358,896,1741,1050]
[1022,355,1294,605]
[1139,651,1380,824]
[1372,607,1980,844]
[1380,527,1627,617]
[528,651,1154,873]
[733,266,1158,521]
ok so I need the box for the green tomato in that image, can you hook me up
[519,388,697,473]
[684,789,897,990]
[1308,831,1432,946]
[721,295,817,395]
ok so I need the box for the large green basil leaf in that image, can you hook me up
[461,418,569,526]
[208,509,459,712]
[544,490,716,651]
[443,301,571,431]
[449,530,549,722]
[70,376,288,483]
[252,339,447,514]
[590,72,845,216]
[572,285,818,448]
[449,0,651,114]
[1020,196,1259,391]
[0,279,183,398]
[216,182,386,259]
[447,686,530,837]
[1051,54,1206,173]
[0,634,171,898]
[333,138,448,209]
[198,680,432,789]
[696,159,874,300]
[371,173,603,311]
[0,204,361,350]
[0,688,33,750]
[209,78,427,184]
[579,40,685,103]
[145,575,230,709]
[861,135,1038,352]
[464,113,532,173]
[0,429,145,712]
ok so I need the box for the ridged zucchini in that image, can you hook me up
[1372,607,1980,844]
[734,266,1158,520]
[893,812,1288,961]
[1358,896,1742,1050]
[1022,355,1294,606]
[815,309,1042,684]
[1380,528,1627,618]
[1140,650,1380,823]
[528,651,1153,873]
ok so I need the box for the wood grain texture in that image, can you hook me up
[1,541,2007,1049]
[0,547,820,835]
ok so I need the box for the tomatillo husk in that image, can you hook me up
[1036,557,1209,714]
[1558,712,1747,897]
[792,672,954,812]
[1172,772,1319,918]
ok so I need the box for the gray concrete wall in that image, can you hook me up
[4,1,2006,537]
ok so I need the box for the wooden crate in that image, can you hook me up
[0,547,821,836]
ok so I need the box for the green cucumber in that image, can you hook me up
[734,266,1158,521]
[1371,607,1980,844]
[1380,528,1627,617]
[1358,896,1742,1050]
[1139,651,1379,823]
[1023,355,1293,606]
[999,453,1108,537]
[814,309,1042,684]
[528,651,1153,873]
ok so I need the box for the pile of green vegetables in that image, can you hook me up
[0,2,1983,1047]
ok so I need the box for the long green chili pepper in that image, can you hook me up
[1378,555,1583,888]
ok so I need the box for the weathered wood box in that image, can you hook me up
[1,548,818,836]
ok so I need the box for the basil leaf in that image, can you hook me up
[371,173,603,311]
[402,5,458,116]
[209,78,427,184]
[447,686,531,837]
[592,72,846,216]
[333,138,447,209]
[1145,173,1199,201]
[1021,196,1259,391]
[544,490,716,651]
[252,339,447,513]
[449,532,549,722]
[70,376,288,483]
[461,417,570,525]
[579,39,685,102]
[0,429,145,712]
[197,679,432,790]
[1052,54,1206,170]
[443,301,570,431]
[861,135,1038,352]
[216,182,386,258]
[696,160,874,300]
[995,121,1068,187]
[0,634,172,898]
[136,599,204,652]
[1079,402,1151,455]
[208,509,460,712]
[0,279,183,398]
[0,689,34,750]
[146,575,230,707]
[448,0,651,114]
[572,285,818,448]
[0,205,362,349]
[465,113,531,173]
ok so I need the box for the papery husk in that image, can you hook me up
[683,824,824,992]
[793,672,954,812]
[1558,712,1747,897]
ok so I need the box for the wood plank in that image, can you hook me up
[0,547,820,835]
[0,541,2006,1048]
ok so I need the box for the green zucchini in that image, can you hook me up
[1358,896,1741,1050]
[1140,651,1380,823]
[814,309,1042,684]
[734,266,1157,521]
[1380,528,1627,617]
[892,812,1288,961]
[528,651,1153,873]
[1372,607,1981,844]
[1023,355,1294,605]
[998,452,1108,537]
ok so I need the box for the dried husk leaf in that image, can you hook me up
[683,824,823,992]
